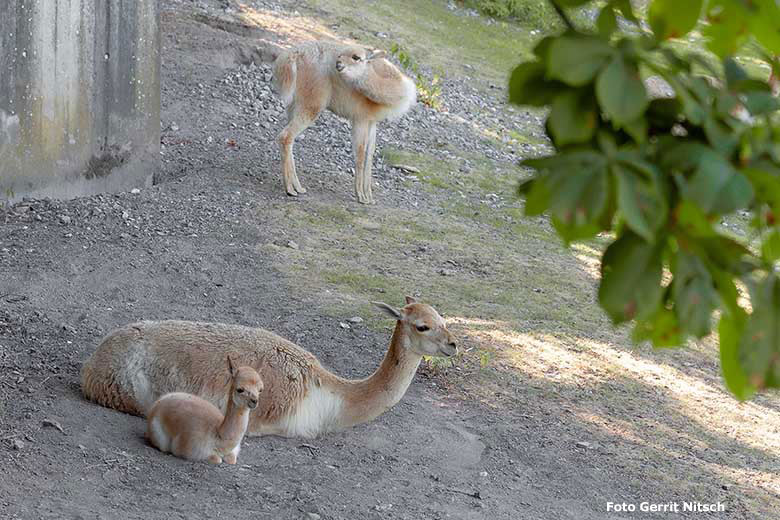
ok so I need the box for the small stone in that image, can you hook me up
[42,419,64,433]
[170,122,179,132]
[479,471,488,477]
[130,188,141,195]
[305,514,321,520]
[121,211,130,220]
[12,439,24,450]
[391,164,420,174]
[58,215,71,225]
[575,441,591,449]
[533,288,543,293]
[286,240,299,250]
[438,268,455,276]
[339,322,350,329]
[347,316,363,324]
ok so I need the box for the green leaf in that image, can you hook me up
[533,36,556,61]
[633,306,683,347]
[672,251,718,337]
[596,55,649,125]
[613,157,668,242]
[675,201,716,238]
[750,0,780,55]
[599,231,664,323]
[715,91,740,118]
[522,151,611,242]
[509,61,563,107]
[738,275,780,390]
[711,267,741,317]
[524,177,550,216]
[742,90,780,116]
[742,162,780,212]
[702,0,751,58]
[724,58,748,89]
[689,77,715,106]
[719,309,756,400]
[622,116,648,143]
[548,90,598,147]
[548,36,614,86]
[762,230,780,263]
[551,215,602,244]
[612,0,638,24]
[697,235,752,274]
[704,115,739,155]
[675,200,715,237]
[684,151,753,214]
[658,140,708,173]
[597,6,618,38]
[649,0,703,40]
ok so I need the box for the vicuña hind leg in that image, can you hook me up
[207,454,222,464]
[278,113,315,197]
[352,120,377,204]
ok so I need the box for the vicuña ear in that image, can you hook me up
[227,355,236,378]
[372,301,401,320]
[369,49,386,60]
[405,295,417,305]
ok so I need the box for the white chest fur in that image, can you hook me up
[276,384,344,439]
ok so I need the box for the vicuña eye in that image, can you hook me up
[237,388,244,393]
[352,54,360,61]
[416,325,430,332]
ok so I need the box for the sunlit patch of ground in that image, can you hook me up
[449,320,780,511]
[235,2,348,47]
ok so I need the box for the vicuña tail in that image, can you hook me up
[273,51,297,107]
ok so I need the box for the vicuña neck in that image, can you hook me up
[217,394,249,448]
[335,321,422,428]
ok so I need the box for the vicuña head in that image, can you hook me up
[334,47,386,78]
[82,296,456,439]
[372,298,457,357]
[146,356,264,464]
[227,358,263,411]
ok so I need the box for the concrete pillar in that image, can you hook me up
[0,0,160,203]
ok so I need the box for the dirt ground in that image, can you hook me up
[1,1,779,519]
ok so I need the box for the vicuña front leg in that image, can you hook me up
[278,115,312,197]
[352,120,377,204]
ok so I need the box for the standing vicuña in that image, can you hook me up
[146,357,263,464]
[81,297,456,439]
[273,41,417,204]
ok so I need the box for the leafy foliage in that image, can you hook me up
[510,0,780,399]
